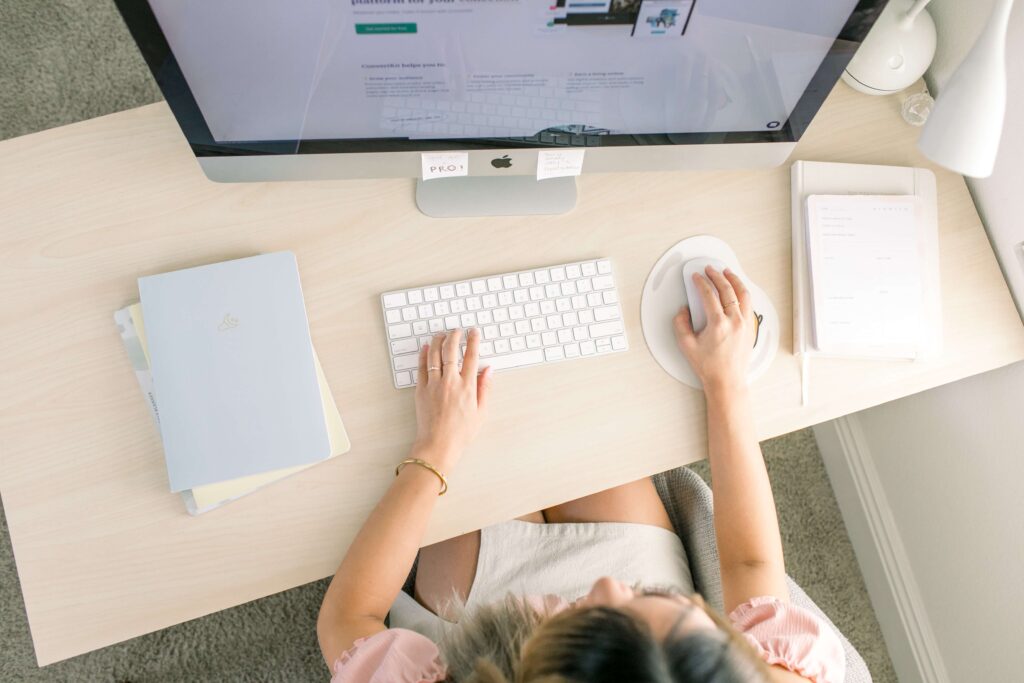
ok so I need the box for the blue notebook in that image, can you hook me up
[138,252,330,492]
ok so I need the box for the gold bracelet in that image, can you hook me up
[395,458,448,496]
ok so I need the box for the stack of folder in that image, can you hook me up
[114,252,350,514]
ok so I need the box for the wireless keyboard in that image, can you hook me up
[381,259,628,388]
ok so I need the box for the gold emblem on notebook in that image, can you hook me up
[218,314,240,331]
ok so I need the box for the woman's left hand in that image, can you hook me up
[413,328,494,471]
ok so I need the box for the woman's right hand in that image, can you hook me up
[412,328,493,472]
[673,266,756,394]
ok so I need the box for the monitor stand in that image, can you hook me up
[415,176,577,218]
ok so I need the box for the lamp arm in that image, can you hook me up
[900,0,933,29]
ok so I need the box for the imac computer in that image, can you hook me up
[114,0,887,216]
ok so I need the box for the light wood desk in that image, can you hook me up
[2,82,1023,666]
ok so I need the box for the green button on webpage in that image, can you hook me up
[355,23,417,34]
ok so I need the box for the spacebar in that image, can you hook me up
[479,350,546,371]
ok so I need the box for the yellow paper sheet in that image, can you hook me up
[129,303,350,510]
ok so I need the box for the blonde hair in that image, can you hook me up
[439,592,771,683]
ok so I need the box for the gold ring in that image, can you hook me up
[427,365,441,372]
[723,300,739,309]
[442,359,459,365]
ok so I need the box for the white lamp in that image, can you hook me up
[917,0,1015,178]
[843,0,937,95]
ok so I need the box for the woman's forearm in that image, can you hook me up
[704,382,788,612]
[320,443,453,624]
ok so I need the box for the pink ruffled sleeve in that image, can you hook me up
[330,629,446,683]
[729,596,846,683]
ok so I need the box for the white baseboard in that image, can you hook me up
[814,417,950,683]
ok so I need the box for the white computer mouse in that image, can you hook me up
[640,235,779,389]
[682,257,730,333]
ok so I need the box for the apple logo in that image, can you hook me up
[490,155,512,169]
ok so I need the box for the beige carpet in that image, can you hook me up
[0,2,897,681]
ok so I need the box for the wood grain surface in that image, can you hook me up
[1,81,1022,665]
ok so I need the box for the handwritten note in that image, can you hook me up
[536,149,585,180]
[421,152,469,181]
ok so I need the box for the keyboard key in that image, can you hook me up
[566,264,582,278]
[561,281,577,296]
[551,267,566,282]
[526,334,541,348]
[434,301,450,316]
[581,262,597,276]
[529,287,544,301]
[413,321,429,335]
[545,346,565,362]
[478,349,544,371]
[444,315,459,330]
[525,302,540,317]
[487,277,503,291]
[514,289,529,303]
[466,297,481,311]
[572,295,587,309]
[493,308,509,322]
[587,292,602,307]
[503,274,518,289]
[597,260,612,274]
[509,305,525,320]
[519,272,535,286]
[424,287,439,302]
[477,310,493,325]
[386,309,401,324]
[389,323,412,339]
[450,299,466,313]
[542,331,557,346]
[596,338,613,353]
[499,322,515,336]
[612,335,627,350]
[589,321,624,338]
[577,279,592,293]
[456,282,471,296]
[602,290,618,304]
[593,275,614,289]
[556,298,571,312]
[515,320,530,335]
[540,300,556,315]
[534,270,550,284]
[563,311,579,327]
[557,329,572,343]
[440,285,455,299]
[579,310,595,324]
[461,313,476,328]
[498,291,514,306]
[547,315,562,329]
[402,307,418,321]
[565,343,581,358]
[394,353,419,371]
[479,341,494,357]
[484,325,499,340]
[418,304,433,318]
[531,318,546,332]
[383,292,408,308]
[482,294,498,308]
[581,340,597,355]
[510,336,526,351]
[429,318,444,333]
[545,284,561,298]
[391,338,418,355]
[408,290,423,304]
[472,280,487,294]
[395,371,412,387]
[573,326,589,341]
[494,338,511,354]
[594,306,620,322]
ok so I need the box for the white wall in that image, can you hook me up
[817,3,1024,682]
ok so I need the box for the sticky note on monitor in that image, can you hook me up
[537,149,585,180]
[422,152,469,180]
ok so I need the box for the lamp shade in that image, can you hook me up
[917,0,1014,178]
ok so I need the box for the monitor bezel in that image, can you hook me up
[114,0,889,159]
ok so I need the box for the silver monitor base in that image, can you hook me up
[415,176,577,218]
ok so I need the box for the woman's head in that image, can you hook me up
[442,577,771,683]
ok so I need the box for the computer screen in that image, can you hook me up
[121,0,886,157]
